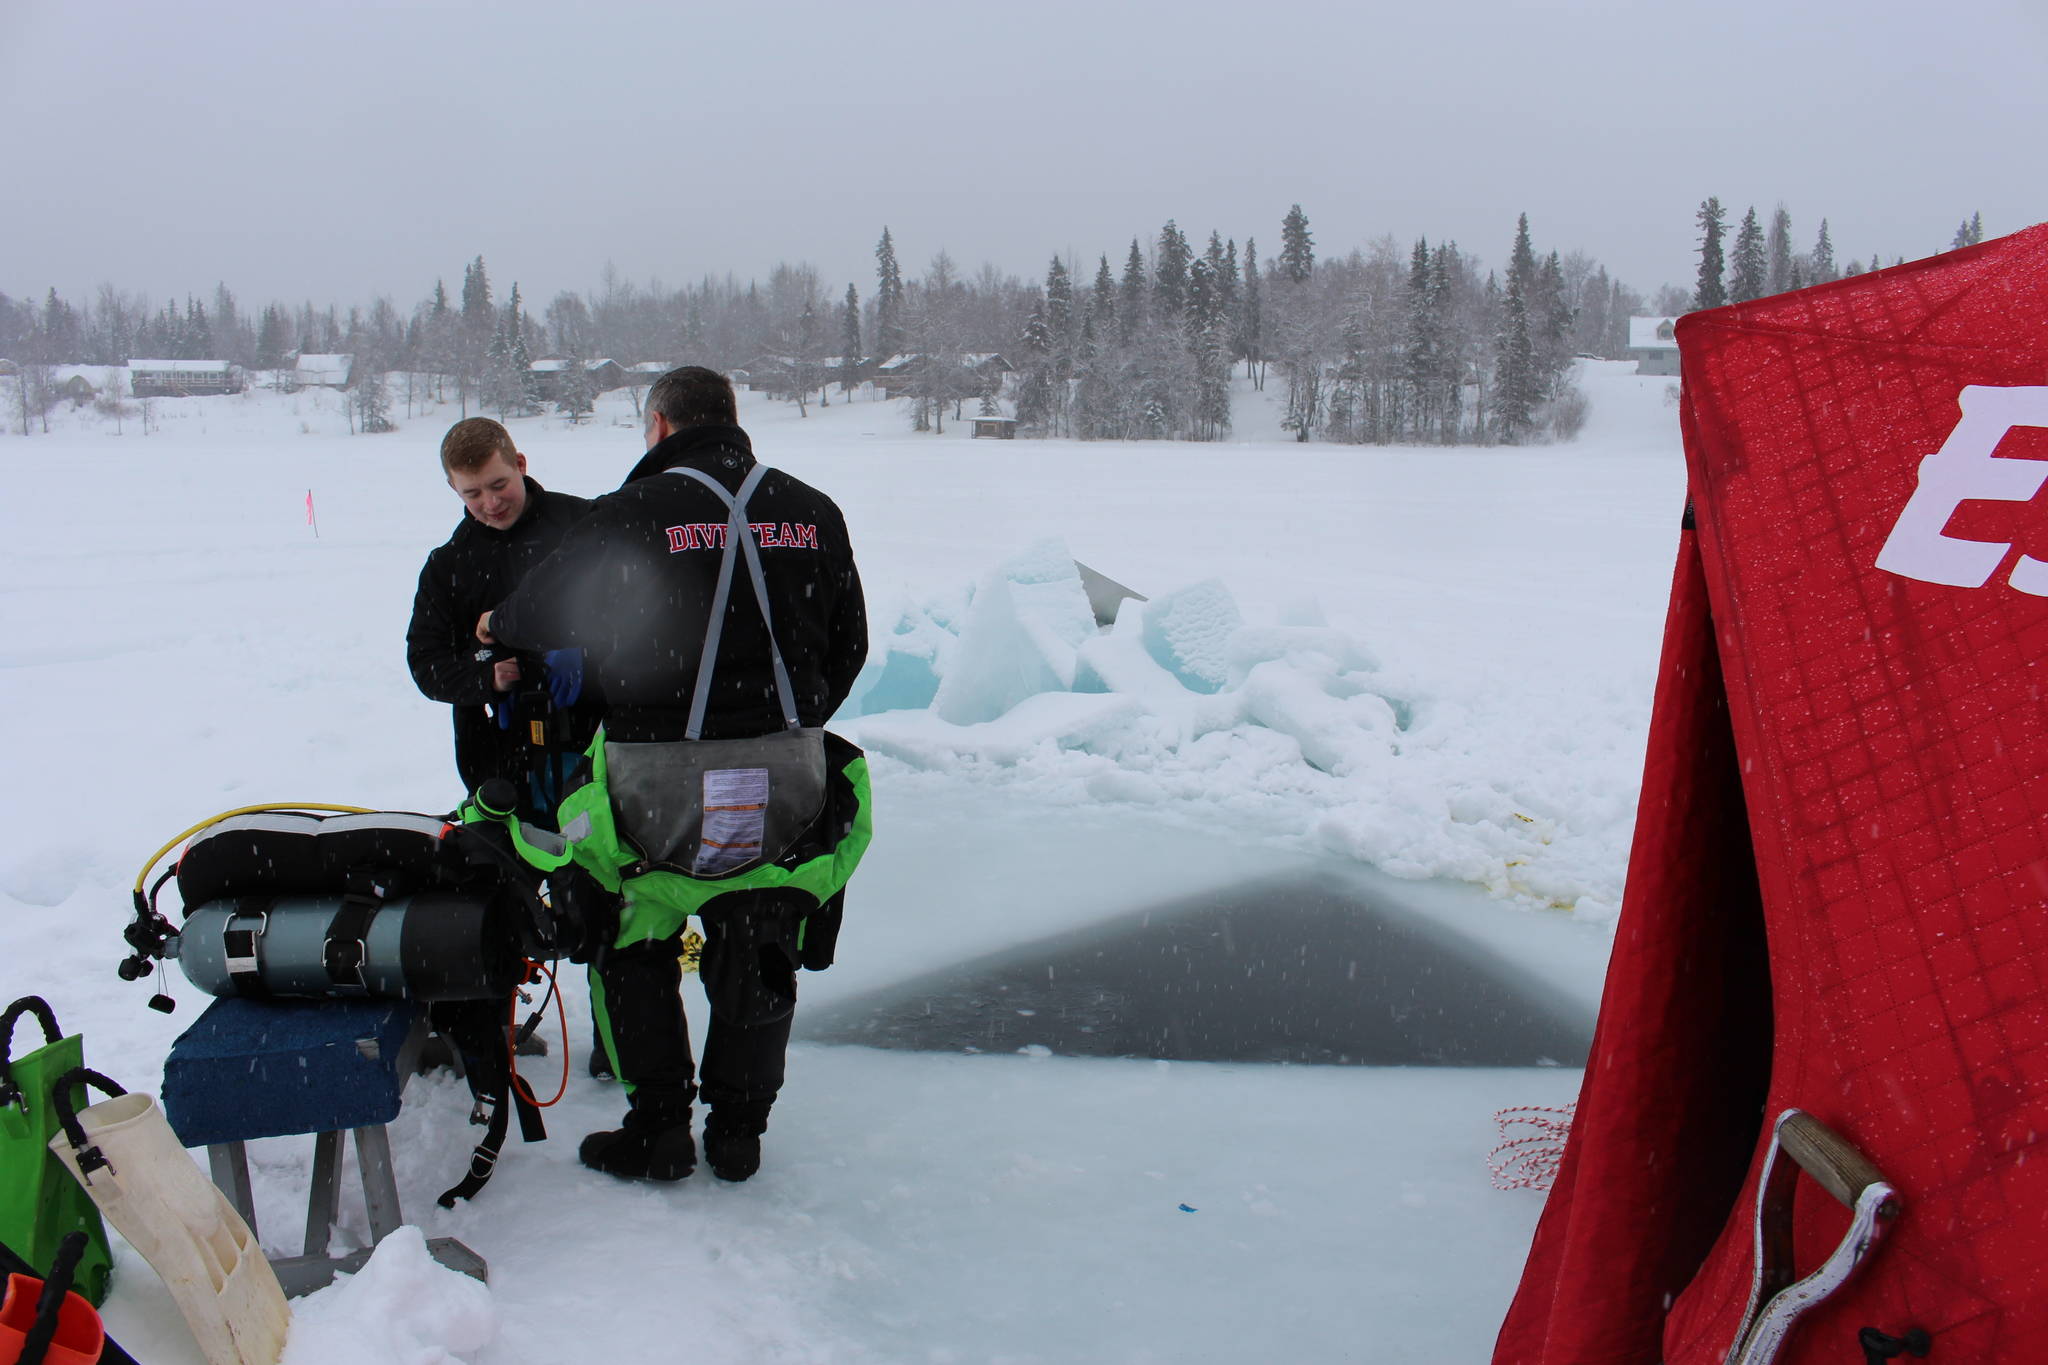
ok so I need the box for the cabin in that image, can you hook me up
[127,359,244,397]
[292,353,354,389]
[529,357,626,400]
[873,352,1014,397]
[971,416,1017,439]
[1626,316,1681,377]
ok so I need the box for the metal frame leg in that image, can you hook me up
[303,1129,344,1257]
[353,1124,403,1243]
[207,1142,257,1239]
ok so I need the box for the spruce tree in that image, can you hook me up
[1811,219,1836,283]
[1507,213,1536,298]
[1090,255,1116,338]
[839,283,862,392]
[1279,204,1314,283]
[1405,237,1438,441]
[1694,197,1728,309]
[1045,256,1073,366]
[1154,221,1191,318]
[1535,250,1572,401]
[1240,237,1263,387]
[1767,206,1794,295]
[874,228,905,359]
[1730,206,1767,303]
[1119,239,1147,342]
[507,284,541,413]
[1494,219,1539,444]
[1015,298,1053,432]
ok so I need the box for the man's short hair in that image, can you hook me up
[645,367,738,431]
[441,417,516,474]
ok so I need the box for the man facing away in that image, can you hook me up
[407,417,604,821]
[478,367,868,1182]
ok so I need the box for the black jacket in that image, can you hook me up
[407,479,603,794]
[489,425,867,743]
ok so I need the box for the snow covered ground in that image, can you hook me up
[0,363,1684,1362]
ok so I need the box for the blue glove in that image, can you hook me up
[544,648,584,708]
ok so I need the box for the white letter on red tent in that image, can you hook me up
[1875,385,2048,594]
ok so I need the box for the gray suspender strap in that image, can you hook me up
[664,461,802,739]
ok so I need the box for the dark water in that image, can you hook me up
[799,873,1593,1066]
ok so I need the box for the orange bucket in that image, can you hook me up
[0,1270,105,1365]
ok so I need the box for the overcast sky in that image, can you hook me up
[5,0,2046,315]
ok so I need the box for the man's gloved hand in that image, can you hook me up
[544,648,584,708]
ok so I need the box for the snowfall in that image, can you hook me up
[0,364,1687,1363]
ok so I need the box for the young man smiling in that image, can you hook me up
[407,417,603,820]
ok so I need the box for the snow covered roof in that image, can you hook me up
[529,358,570,372]
[1627,316,1680,351]
[293,353,353,382]
[878,352,1012,372]
[584,358,618,370]
[629,362,669,375]
[128,359,232,373]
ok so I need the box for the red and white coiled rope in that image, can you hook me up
[1489,1103,1576,1191]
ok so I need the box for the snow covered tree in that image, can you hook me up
[255,304,292,371]
[1694,198,1728,310]
[1951,212,1985,249]
[457,257,493,416]
[484,322,518,419]
[1279,204,1314,284]
[1042,257,1075,435]
[353,363,394,433]
[839,284,862,393]
[1729,206,1767,303]
[1493,220,1540,446]
[506,285,542,414]
[1153,221,1191,319]
[1810,219,1837,284]
[1118,239,1147,343]
[1089,254,1116,340]
[1766,205,1794,296]
[1238,237,1264,388]
[1013,298,1054,433]
[556,350,597,423]
[874,228,905,360]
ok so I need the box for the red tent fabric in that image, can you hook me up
[1496,224,2048,1365]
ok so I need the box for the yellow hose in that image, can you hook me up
[133,803,377,896]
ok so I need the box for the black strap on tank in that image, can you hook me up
[322,869,388,989]
[221,897,276,998]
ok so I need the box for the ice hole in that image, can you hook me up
[799,873,1595,1066]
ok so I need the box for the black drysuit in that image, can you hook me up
[489,425,868,1123]
[407,479,606,815]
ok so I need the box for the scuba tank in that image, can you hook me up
[170,891,521,1001]
[121,807,558,1004]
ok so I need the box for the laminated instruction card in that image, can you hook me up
[695,767,770,875]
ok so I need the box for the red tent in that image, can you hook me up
[1496,224,2048,1365]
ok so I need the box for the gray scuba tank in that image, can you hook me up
[170,892,522,1001]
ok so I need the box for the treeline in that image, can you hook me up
[3,204,1655,447]
[1686,201,1988,310]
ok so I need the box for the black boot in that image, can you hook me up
[579,1108,695,1181]
[588,1044,615,1081]
[703,1103,770,1182]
